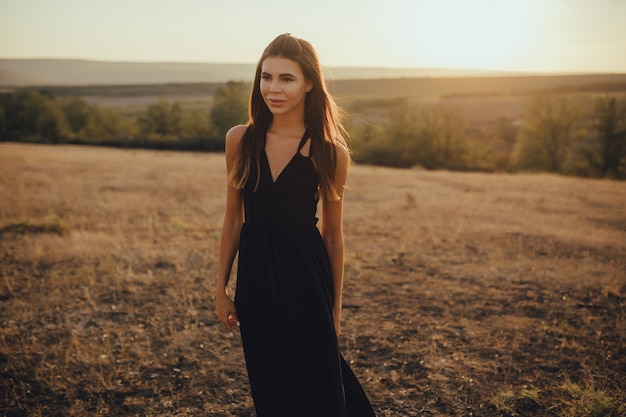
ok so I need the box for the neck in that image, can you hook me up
[268,112,306,136]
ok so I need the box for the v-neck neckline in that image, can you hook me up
[263,131,310,184]
[263,149,302,184]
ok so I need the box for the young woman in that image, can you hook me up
[216,34,376,417]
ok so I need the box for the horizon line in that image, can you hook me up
[1,56,625,76]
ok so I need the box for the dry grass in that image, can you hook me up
[1,143,625,417]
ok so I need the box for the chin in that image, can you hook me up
[267,107,292,116]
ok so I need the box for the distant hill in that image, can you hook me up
[329,74,626,98]
[0,60,254,86]
[17,73,626,103]
[0,58,529,87]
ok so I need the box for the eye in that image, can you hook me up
[261,74,271,81]
[282,77,294,82]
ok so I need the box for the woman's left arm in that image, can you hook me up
[321,144,350,337]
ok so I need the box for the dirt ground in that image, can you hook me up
[1,143,624,416]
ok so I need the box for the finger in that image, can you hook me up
[221,315,234,330]
[228,313,240,328]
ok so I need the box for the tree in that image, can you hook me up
[464,128,509,172]
[138,100,182,137]
[0,90,70,142]
[512,94,580,173]
[381,101,424,167]
[588,96,626,179]
[210,81,248,139]
[352,102,475,170]
[83,106,136,143]
[0,91,42,139]
[36,98,70,143]
[418,105,467,169]
[62,97,91,135]
[0,94,8,140]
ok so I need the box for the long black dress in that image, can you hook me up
[234,127,375,417]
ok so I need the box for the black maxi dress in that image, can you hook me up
[234,127,375,417]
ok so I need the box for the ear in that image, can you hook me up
[305,80,313,92]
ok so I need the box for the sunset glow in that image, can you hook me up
[403,0,539,70]
[1,0,625,73]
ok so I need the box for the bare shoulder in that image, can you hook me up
[225,124,248,148]
[224,125,248,167]
[333,140,350,169]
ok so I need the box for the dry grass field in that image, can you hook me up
[1,143,625,417]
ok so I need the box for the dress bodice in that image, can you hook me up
[242,128,319,231]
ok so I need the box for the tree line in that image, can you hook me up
[1,82,624,179]
[350,94,626,179]
[0,81,248,152]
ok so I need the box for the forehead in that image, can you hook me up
[261,56,304,76]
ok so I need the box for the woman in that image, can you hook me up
[216,33,375,417]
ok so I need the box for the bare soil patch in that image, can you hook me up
[1,143,624,416]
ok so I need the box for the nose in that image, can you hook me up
[269,80,281,93]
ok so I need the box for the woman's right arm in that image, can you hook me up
[216,125,247,331]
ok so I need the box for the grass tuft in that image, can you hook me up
[558,380,626,417]
[490,388,518,416]
[0,214,68,235]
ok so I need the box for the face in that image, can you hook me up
[260,56,312,117]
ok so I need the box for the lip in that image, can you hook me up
[267,98,286,107]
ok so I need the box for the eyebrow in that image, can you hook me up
[261,71,297,78]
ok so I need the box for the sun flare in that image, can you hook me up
[404,0,539,70]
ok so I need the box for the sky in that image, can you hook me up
[1,0,626,74]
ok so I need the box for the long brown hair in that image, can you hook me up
[228,33,348,201]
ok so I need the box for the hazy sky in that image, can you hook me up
[1,0,626,73]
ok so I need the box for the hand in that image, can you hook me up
[216,292,239,331]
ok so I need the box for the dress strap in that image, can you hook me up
[296,130,309,153]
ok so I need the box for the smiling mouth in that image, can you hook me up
[267,99,285,105]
